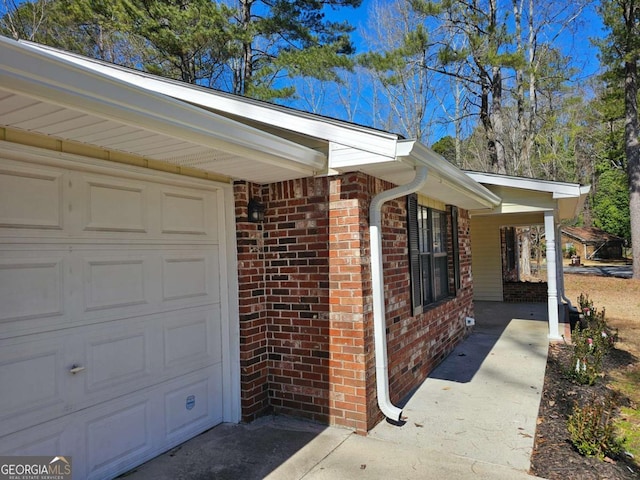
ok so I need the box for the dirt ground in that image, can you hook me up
[529,273,640,479]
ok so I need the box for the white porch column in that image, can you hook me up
[545,211,560,339]
[556,224,572,307]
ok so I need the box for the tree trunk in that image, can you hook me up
[491,68,507,174]
[625,58,640,279]
[234,0,253,95]
[519,228,532,279]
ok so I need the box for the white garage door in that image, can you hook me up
[0,150,233,479]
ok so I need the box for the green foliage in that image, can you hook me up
[566,294,618,385]
[563,244,577,258]
[0,0,362,101]
[569,325,605,385]
[431,136,456,164]
[567,393,624,459]
[577,293,618,353]
[120,0,234,84]
[593,169,631,241]
[231,0,362,99]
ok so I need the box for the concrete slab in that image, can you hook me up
[119,302,550,480]
[304,434,545,480]
[119,416,351,480]
[369,305,549,473]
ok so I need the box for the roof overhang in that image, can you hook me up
[330,140,502,211]
[19,40,401,160]
[466,171,590,220]
[0,37,326,184]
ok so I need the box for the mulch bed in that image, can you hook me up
[530,343,638,479]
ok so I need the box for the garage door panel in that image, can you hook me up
[0,161,64,230]
[162,256,207,301]
[164,373,219,441]
[84,329,154,394]
[86,400,153,478]
[74,306,220,411]
[0,256,64,322]
[83,256,149,311]
[82,365,222,480]
[161,250,220,305]
[81,175,148,233]
[159,186,219,242]
[164,305,222,372]
[0,337,69,438]
[0,420,67,457]
[0,152,230,480]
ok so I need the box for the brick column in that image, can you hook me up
[328,174,370,433]
[234,181,270,421]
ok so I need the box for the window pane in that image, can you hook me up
[433,255,448,300]
[420,254,432,304]
[432,210,445,253]
[418,205,429,252]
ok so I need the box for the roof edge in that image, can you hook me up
[399,141,502,209]
[3,37,325,172]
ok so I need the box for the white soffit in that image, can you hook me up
[21,41,400,159]
[0,37,326,183]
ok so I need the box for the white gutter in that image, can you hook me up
[370,165,429,422]
[397,141,502,210]
[21,41,401,159]
[0,36,325,172]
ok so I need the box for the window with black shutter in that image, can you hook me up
[408,194,459,315]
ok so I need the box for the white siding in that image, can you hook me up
[470,212,545,301]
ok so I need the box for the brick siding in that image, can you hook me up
[235,173,474,433]
[503,281,548,303]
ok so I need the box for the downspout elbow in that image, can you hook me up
[370,166,429,422]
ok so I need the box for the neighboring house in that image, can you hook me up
[0,37,589,479]
[562,226,625,260]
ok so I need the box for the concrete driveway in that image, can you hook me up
[120,302,548,480]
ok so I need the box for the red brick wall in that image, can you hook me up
[503,281,547,302]
[328,174,371,433]
[364,186,474,429]
[235,173,474,433]
[264,178,331,423]
[235,181,270,421]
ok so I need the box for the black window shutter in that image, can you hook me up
[407,194,422,315]
[451,206,461,293]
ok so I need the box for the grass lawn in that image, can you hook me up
[564,274,640,459]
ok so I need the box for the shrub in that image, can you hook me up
[568,325,604,385]
[577,293,618,354]
[567,294,619,385]
[567,393,624,459]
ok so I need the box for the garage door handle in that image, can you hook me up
[69,365,86,375]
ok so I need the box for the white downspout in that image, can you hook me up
[370,166,429,422]
[556,224,574,308]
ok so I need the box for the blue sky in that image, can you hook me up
[318,0,608,142]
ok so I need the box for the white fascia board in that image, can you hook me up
[465,171,586,199]
[1,37,325,174]
[22,41,400,159]
[398,141,502,209]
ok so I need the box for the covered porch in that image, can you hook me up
[466,172,590,340]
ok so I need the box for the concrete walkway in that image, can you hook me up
[120,302,549,480]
